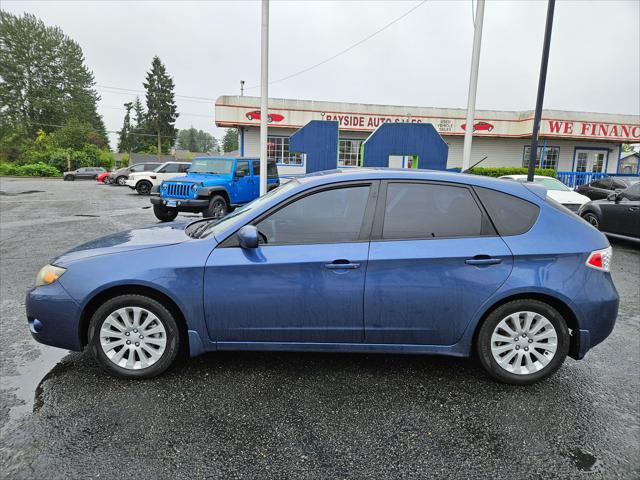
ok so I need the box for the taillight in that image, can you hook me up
[586,246,612,272]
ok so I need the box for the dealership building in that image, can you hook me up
[215,95,640,176]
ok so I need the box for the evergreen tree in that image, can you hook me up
[142,56,178,155]
[177,127,218,153]
[117,102,133,153]
[130,96,150,153]
[222,128,239,153]
[0,12,107,144]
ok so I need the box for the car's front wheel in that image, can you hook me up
[476,299,569,385]
[64,175,75,181]
[88,294,180,378]
[102,176,110,185]
[203,194,228,219]
[116,176,127,186]
[136,181,152,195]
[153,205,179,222]
[581,212,600,230]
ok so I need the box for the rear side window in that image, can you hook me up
[252,161,279,178]
[382,183,484,239]
[475,187,540,236]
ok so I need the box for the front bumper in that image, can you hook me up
[26,282,83,351]
[151,196,209,208]
[125,179,137,189]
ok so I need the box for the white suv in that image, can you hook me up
[125,162,191,195]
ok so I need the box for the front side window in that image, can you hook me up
[236,161,250,177]
[130,165,142,172]
[338,139,363,167]
[621,183,640,201]
[267,136,303,166]
[190,158,233,174]
[523,146,560,170]
[382,183,483,239]
[256,186,371,244]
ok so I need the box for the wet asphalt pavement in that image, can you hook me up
[0,178,638,479]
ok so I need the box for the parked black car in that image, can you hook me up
[576,176,639,200]
[579,183,640,241]
[63,167,106,181]
[109,162,162,186]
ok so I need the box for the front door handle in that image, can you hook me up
[465,256,502,266]
[325,260,360,270]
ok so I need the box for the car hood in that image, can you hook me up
[547,190,591,205]
[165,173,231,184]
[52,223,191,265]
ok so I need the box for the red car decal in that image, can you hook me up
[461,121,494,132]
[245,110,285,123]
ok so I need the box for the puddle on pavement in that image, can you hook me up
[568,447,601,472]
[1,345,67,428]
[0,190,45,196]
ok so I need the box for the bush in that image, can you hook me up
[0,162,20,175]
[0,161,60,176]
[468,167,557,178]
[120,154,130,167]
[16,162,61,176]
[99,149,115,170]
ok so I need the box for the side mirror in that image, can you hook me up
[237,225,259,249]
[607,192,618,202]
[235,170,246,178]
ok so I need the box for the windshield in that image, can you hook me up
[533,177,570,191]
[196,180,299,239]
[190,158,234,174]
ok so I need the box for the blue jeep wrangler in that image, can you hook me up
[150,156,280,222]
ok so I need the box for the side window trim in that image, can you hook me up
[371,180,496,241]
[218,180,379,248]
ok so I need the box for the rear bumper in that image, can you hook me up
[26,283,83,351]
[151,197,209,208]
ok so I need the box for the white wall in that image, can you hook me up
[241,126,623,174]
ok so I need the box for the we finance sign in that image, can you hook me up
[545,120,640,141]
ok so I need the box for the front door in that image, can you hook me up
[600,183,640,237]
[575,149,607,173]
[364,182,513,345]
[231,160,253,204]
[204,183,377,344]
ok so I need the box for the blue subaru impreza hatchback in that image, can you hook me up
[27,169,618,384]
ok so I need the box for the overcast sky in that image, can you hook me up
[3,0,640,148]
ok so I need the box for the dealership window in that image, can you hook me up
[267,136,303,166]
[576,152,588,172]
[338,139,363,167]
[522,146,559,170]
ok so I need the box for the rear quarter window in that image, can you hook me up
[475,187,540,236]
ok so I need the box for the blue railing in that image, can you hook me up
[556,171,607,189]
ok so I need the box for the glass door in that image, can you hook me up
[575,149,606,173]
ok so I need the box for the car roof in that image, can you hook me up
[191,156,263,161]
[499,174,555,180]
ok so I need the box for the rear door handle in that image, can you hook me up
[325,260,360,270]
[465,256,502,266]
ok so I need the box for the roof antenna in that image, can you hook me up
[462,155,488,173]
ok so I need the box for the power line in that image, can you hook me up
[97,84,215,102]
[245,0,428,89]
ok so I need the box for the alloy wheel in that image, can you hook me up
[99,306,167,370]
[490,311,558,375]
[212,200,225,218]
[117,176,126,186]
[583,213,599,229]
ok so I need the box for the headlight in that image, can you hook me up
[191,184,198,192]
[35,264,66,287]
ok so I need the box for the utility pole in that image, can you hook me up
[527,0,555,182]
[461,0,485,172]
[259,0,269,196]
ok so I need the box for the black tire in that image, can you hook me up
[136,181,152,195]
[64,175,75,181]
[88,294,181,379]
[116,176,127,186]
[581,212,600,230]
[154,205,179,222]
[476,299,570,385]
[202,194,228,219]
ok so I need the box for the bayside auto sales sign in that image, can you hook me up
[215,98,640,142]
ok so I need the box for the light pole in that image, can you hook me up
[527,0,556,182]
[461,0,485,172]
[259,0,269,196]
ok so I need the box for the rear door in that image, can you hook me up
[364,181,513,346]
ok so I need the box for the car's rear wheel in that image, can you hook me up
[203,194,228,219]
[153,205,179,222]
[88,294,180,378]
[476,299,569,385]
[136,181,152,195]
[582,212,600,230]
[116,176,127,186]
[64,175,75,181]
